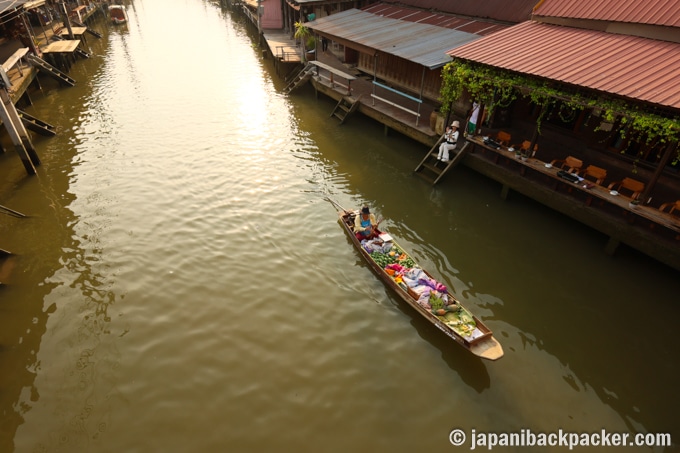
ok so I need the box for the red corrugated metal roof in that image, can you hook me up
[362,4,508,36]
[447,21,680,109]
[533,0,680,27]
[377,0,538,24]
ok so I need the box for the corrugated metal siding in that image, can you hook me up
[447,21,680,109]
[533,0,680,27]
[363,4,508,36]
[376,0,538,24]
[306,9,482,69]
[357,52,444,100]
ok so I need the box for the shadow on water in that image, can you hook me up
[397,299,492,393]
[338,230,492,393]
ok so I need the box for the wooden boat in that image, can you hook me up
[336,206,504,360]
[109,5,128,24]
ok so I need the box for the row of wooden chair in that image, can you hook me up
[495,131,539,156]
[550,155,647,200]
[493,136,679,217]
[659,200,680,216]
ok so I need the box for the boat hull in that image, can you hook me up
[109,5,128,24]
[337,208,503,360]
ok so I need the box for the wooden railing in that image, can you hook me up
[371,81,422,126]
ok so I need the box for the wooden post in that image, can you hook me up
[60,1,75,39]
[604,236,620,255]
[0,70,40,174]
[20,14,40,56]
[500,184,510,200]
[528,105,543,156]
[640,141,677,204]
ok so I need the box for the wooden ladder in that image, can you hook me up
[414,139,470,185]
[283,63,315,94]
[17,109,57,136]
[72,20,103,38]
[26,54,76,86]
[330,94,362,124]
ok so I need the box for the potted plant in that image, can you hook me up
[294,21,313,61]
[305,36,316,60]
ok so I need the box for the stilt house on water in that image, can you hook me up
[244,0,680,272]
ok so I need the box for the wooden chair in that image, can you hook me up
[659,200,680,216]
[519,140,539,156]
[607,177,645,200]
[551,155,583,173]
[496,131,512,147]
[580,165,607,185]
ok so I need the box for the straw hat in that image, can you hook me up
[451,120,460,128]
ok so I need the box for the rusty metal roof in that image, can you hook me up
[446,21,680,109]
[306,8,482,69]
[362,3,508,36]
[532,0,680,27]
[377,0,539,24]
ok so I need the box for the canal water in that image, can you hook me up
[0,0,678,451]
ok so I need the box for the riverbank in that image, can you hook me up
[252,20,680,273]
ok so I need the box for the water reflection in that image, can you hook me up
[0,0,677,451]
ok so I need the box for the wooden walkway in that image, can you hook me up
[308,49,440,144]
[262,31,301,63]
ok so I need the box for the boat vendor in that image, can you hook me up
[354,206,379,240]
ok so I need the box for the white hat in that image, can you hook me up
[451,120,460,127]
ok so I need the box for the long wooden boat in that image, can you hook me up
[337,206,504,360]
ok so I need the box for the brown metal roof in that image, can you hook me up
[377,0,539,24]
[362,3,508,36]
[533,0,680,27]
[446,21,680,109]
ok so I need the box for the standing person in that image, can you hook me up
[437,121,460,163]
[466,102,480,136]
[354,206,379,241]
[321,36,328,52]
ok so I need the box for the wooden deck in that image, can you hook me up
[262,31,301,63]
[248,14,680,271]
[308,49,440,145]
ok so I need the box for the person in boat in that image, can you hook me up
[354,206,379,240]
[437,120,459,163]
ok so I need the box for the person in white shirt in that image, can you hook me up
[466,102,480,136]
[437,121,459,163]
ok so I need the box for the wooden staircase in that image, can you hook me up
[330,94,362,124]
[414,138,470,185]
[283,63,315,94]
[26,54,76,86]
[72,20,103,38]
[17,109,57,136]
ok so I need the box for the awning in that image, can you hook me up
[23,0,45,9]
[447,21,680,110]
[0,0,32,15]
[306,8,481,69]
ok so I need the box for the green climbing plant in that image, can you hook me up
[439,59,680,150]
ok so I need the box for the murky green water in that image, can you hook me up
[0,0,677,451]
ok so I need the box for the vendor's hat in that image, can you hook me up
[361,206,370,214]
[451,120,460,127]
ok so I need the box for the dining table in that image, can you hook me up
[466,135,680,236]
[41,39,81,71]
